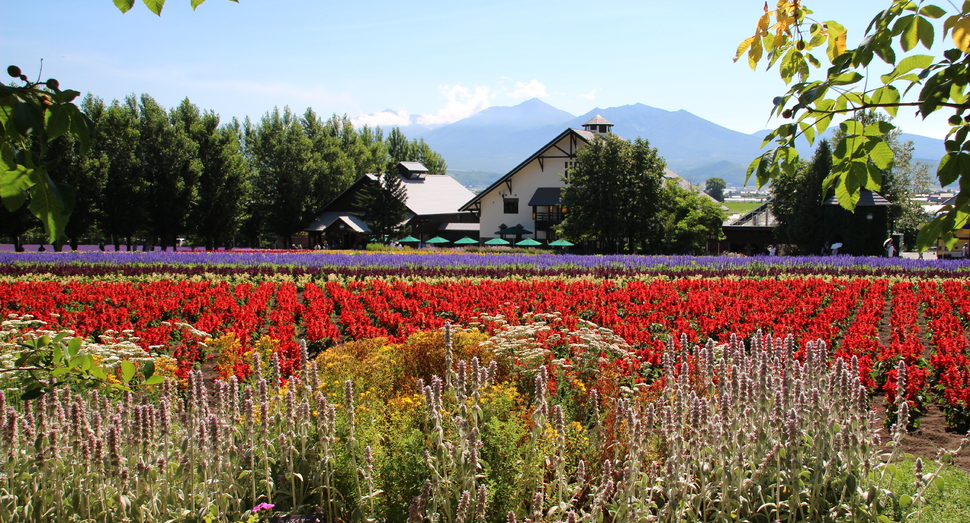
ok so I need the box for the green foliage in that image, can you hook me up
[113,0,239,15]
[244,107,317,246]
[174,101,251,250]
[0,317,164,400]
[882,459,970,523]
[386,127,448,174]
[91,96,147,250]
[704,176,726,202]
[1,65,92,246]
[838,113,934,250]
[738,0,970,251]
[773,140,832,254]
[354,172,409,245]
[559,134,666,253]
[140,94,202,250]
[657,180,726,254]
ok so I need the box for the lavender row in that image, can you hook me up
[1,251,968,272]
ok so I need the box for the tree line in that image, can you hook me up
[0,93,445,251]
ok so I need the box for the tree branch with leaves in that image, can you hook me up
[0,65,92,246]
[112,0,238,15]
[737,0,970,250]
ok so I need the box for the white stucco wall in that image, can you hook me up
[479,132,582,241]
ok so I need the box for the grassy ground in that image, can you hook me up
[723,200,766,215]
[887,460,970,522]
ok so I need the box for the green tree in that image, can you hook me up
[172,101,251,250]
[244,107,315,247]
[559,134,666,253]
[302,109,357,225]
[138,95,201,250]
[704,177,727,202]
[772,140,832,254]
[386,127,448,174]
[324,115,387,178]
[737,0,970,250]
[354,172,409,244]
[95,97,146,251]
[658,181,727,254]
[47,95,112,251]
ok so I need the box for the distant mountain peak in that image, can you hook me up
[414,100,945,189]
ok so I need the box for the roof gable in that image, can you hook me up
[460,127,594,211]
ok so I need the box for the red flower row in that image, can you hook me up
[2,277,968,425]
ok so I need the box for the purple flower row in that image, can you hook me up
[1,251,967,272]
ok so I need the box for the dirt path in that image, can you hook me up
[873,291,970,472]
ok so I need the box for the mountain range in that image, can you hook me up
[394,98,946,188]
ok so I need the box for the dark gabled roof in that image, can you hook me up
[823,189,891,207]
[459,127,595,211]
[304,170,475,233]
[528,187,562,206]
[304,212,372,233]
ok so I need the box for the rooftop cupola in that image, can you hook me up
[582,115,614,135]
[397,161,428,180]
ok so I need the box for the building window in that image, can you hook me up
[503,198,519,214]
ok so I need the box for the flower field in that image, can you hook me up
[1,252,969,522]
[3,264,970,425]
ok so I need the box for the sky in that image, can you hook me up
[2,0,955,139]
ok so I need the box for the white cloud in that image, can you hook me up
[577,88,600,100]
[417,84,491,126]
[507,79,548,99]
[352,109,413,128]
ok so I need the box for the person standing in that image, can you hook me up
[885,238,896,258]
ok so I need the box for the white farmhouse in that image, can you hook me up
[459,116,613,242]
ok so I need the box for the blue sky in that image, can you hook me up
[3,0,952,138]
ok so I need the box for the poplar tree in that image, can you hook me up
[245,107,315,248]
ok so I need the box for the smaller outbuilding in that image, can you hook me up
[304,162,479,248]
[822,189,891,256]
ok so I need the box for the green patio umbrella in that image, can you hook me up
[425,236,451,244]
[494,225,533,236]
[484,237,510,246]
[548,239,574,247]
[397,236,421,243]
[515,238,542,247]
[453,236,479,245]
